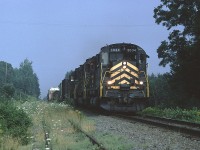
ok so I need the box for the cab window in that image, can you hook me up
[101,52,109,65]
[110,52,123,62]
[139,54,145,63]
[124,51,136,61]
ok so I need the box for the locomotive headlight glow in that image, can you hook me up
[107,80,112,85]
[122,62,127,69]
[139,81,144,85]
[122,62,127,65]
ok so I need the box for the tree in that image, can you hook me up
[149,73,181,107]
[154,1,200,101]
[1,84,15,98]
[0,61,14,85]
[0,61,15,98]
[14,59,40,98]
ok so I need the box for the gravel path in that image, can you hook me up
[86,114,200,150]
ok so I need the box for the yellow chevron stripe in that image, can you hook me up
[119,79,139,85]
[111,73,131,79]
[135,80,139,84]
[110,69,121,78]
[130,86,137,89]
[110,62,122,71]
[111,86,120,89]
[123,68,139,78]
[110,68,139,79]
[110,62,138,72]
[127,62,139,72]
[110,73,131,83]
[120,80,130,84]
[109,78,139,85]
[119,73,131,79]
[108,62,140,85]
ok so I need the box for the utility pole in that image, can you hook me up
[5,62,7,83]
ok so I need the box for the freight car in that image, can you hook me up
[47,87,60,101]
[61,43,149,112]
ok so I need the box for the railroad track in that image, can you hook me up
[78,106,200,140]
[68,119,107,150]
[113,114,200,138]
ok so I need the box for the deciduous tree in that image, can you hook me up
[154,0,200,101]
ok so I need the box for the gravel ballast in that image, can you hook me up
[86,114,200,150]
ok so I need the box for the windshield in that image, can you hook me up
[124,50,136,61]
[110,52,123,62]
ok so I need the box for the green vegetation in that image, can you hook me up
[93,132,133,150]
[148,73,200,108]
[0,100,32,148]
[154,1,200,104]
[0,99,136,149]
[149,73,173,107]
[0,58,41,149]
[140,107,200,123]
[0,59,40,99]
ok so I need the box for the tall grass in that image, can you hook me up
[1,98,136,149]
[139,107,200,123]
[17,101,99,150]
[0,99,32,149]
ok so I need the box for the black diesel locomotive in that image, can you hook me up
[60,43,149,112]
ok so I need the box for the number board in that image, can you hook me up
[127,48,137,52]
[110,48,121,52]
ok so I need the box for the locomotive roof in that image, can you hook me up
[100,43,148,57]
[49,87,60,91]
[101,43,145,51]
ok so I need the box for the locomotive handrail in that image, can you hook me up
[101,70,112,84]
[100,62,113,97]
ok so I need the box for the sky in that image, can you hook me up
[0,0,170,98]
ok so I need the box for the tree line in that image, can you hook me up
[0,58,40,99]
[151,0,200,108]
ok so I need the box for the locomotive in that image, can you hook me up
[60,43,149,112]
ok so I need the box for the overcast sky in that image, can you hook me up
[0,0,170,98]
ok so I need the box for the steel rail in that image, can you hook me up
[68,120,107,150]
[140,115,200,128]
[114,114,200,138]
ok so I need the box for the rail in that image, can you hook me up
[68,119,107,150]
[114,114,200,138]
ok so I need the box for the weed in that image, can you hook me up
[0,101,32,145]
[140,107,200,123]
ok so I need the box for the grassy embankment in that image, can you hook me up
[1,98,134,150]
[139,107,200,123]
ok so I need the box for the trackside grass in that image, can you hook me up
[139,107,200,123]
[0,99,32,149]
[18,100,98,150]
[1,99,135,150]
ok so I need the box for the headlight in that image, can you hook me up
[139,81,144,85]
[107,81,112,85]
[123,65,127,69]
[122,62,127,65]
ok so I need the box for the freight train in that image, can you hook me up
[58,43,149,112]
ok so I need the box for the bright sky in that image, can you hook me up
[0,0,170,98]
